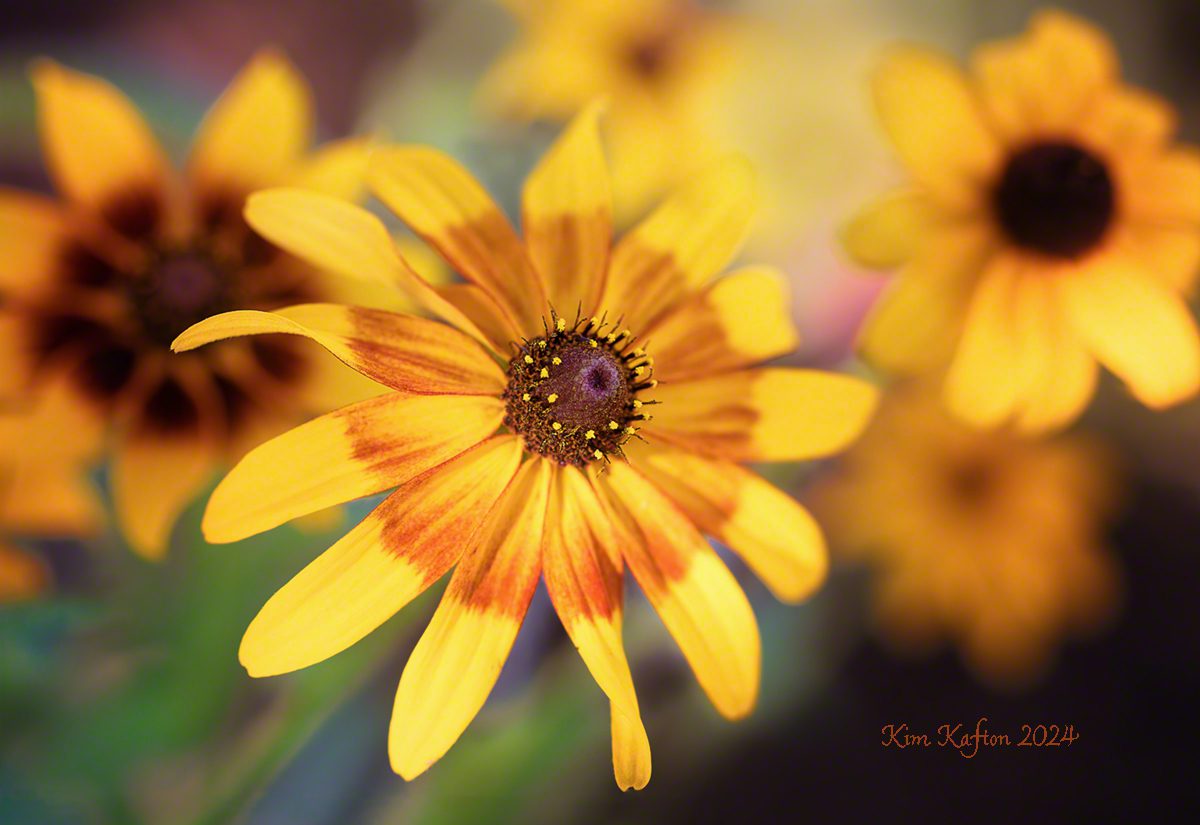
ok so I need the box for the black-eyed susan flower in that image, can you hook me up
[0,388,103,601]
[482,0,741,213]
[844,10,1200,432]
[0,52,393,559]
[172,106,879,788]
[814,382,1120,687]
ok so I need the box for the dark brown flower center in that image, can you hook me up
[131,251,232,346]
[992,141,1115,259]
[503,315,655,466]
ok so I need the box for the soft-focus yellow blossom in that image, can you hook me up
[815,382,1120,687]
[173,107,878,788]
[0,389,103,601]
[0,52,402,559]
[482,0,746,215]
[844,10,1200,432]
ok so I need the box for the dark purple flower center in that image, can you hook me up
[503,316,656,466]
[992,141,1115,259]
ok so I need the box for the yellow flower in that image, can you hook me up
[0,387,103,601]
[0,52,392,559]
[814,382,1120,687]
[173,106,879,788]
[844,10,1200,432]
[482,0,741,214]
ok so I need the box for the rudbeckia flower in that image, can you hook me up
[482,0,741,213]
[0,52,391,558]
[172,106,879,788]
[814,382,1120,686]
[844,10,1200,432]
[0,389,103,601]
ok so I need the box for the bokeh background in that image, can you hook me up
[2,1,1199,822]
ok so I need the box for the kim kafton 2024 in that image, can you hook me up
[880,718,1079,758]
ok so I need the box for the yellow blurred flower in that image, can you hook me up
[844,10,1200,432]
[814,382,1120,687]
[0,390,103,601]
[0,52,397,559]
[482,0,744,215]
[172,107,878,788]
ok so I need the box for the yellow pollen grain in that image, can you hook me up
[556,318,567,331]
[538,340,547,348]
[585,429,595,439]
[552,357,562,365]
[539,367,549,378]
[634,366,645,376]
[589,339,598,348]
[522,393,531,402]
[547,393,558,403]
[624,426,635,434]
[593,449,604,460]
[632,400,642,408]
[608,421,619,430]
[605,334,616,343]
[523,355,534,364]
[552,421,562,431]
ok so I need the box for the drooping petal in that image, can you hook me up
[0,188,68,297]
[647,368,878,463]
[203,393,505,543]
[841,190,937,269]
[1015,286,1098,433]
[388,458,550,780]
[647,266,799,382]
[369,146,548,337]
[522,101,611,314]
[288,137,373,201]
[172,303,505,395]
[544,466,650,791]
[601,156,756,331]
[631,444,827,603]
[244,189,492,343]
[943,255,1023,428]
[240,436,523,676]
[1061,257,1200,408]
[188,50,312,195]
[871,47,999,206]
[31,60,171,219]
[601,462,760,720]
[0,468,103,538]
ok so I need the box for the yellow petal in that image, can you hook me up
[288,137,373,201]
[240,436,523,676]
[647,368,878,463]
[857,222,993,375]
[631,445,827,603]
[0,543,50,602]
[943,256,1022,428]
[1061,257,1200,408]
[0,468,103,538]
[1124,149,1200,226]
[611,702,652,791]
[0,188,68,297]
[1015,289,1097,433]
[244,189,492,343]
[601,462,760,720]
[370,146,547,337]
[543,467,650,790]
[522,101,611,314]
[112,431,217,561]
[188,50,312,195]
[842,190,937,269]
[648,266,799,382]
[872,46,999,205]
[31,60,170,216]
[602,156,756,331]
[203,393,504,543]
[388,458,550,780]
[172,303,505,395]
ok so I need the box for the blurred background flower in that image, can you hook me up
[2,1,1200,823]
